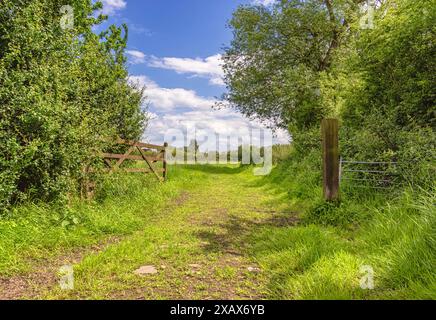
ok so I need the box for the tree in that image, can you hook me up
[328,0,435,186]
[340,0,435,130]
[221,0,364,132]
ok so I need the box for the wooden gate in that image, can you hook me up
[82,139,168,199]
[100,138,168,181]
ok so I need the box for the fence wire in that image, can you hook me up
[339,158,398,189]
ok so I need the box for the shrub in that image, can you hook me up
[0,0,146,211]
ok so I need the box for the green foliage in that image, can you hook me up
[0,0,146,210]
[225,0,434,190]
[357,188,436,296]
[340,0,435,128]
[271,144,293,164]
[222,0,362,130]
[290,125,321,155]
[327,0,435,187]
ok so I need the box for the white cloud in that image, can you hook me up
[128,75,155,88]
[128,75,216,111]
[128,75,290,149]
[101,0,127,15]
[126,50,146,64]
[128,24,152,36]
[148,54,225,86]
[144,109,290,150]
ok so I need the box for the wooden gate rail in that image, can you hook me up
[113,138,166,151]
[101,153,162,164]
[100,138,168,182]
[82,139,168,199]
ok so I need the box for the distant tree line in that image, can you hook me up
[170,139,290,165]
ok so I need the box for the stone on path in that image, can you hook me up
[247,267,261,273]
[134,265,158,275]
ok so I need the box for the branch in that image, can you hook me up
[325,0,336,24]
[318,0,339,71]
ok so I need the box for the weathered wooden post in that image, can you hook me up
[321,118,340,201]
[163,142,168,181]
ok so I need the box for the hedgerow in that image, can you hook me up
[0,0,146,211]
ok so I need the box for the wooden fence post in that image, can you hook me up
[321,118,340,201]
[163,142,168,181]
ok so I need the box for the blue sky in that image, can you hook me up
[98,0,289,148]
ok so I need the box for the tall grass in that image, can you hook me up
[0,165,207,275]
[255,148,436,299]
[272,144,293,164]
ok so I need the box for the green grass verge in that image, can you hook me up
[0,165,207,276]
[250,149,436,299]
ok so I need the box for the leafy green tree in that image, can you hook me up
[0,0,146,210]
[339,0,435,129]
[224,0,434,187]
[327,0,435,185]
[222,0,365,132]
